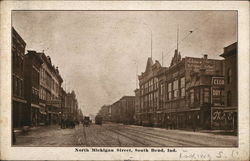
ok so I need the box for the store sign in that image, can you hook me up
[47,100,61,106]
[186,58,215,71]
[211,107,236,129]
[212,77,225,86]
[211,77,224,106]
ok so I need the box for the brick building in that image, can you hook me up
[120,96,135,124]
[215,42,238,130]
[39,52,63,125]
[157,51,224,129]
[111,100,122,123]
[97,105,111,122]
[65,90,78,121]
[138,58,162,126]
[24,50,43,126]
[12,27,27,128]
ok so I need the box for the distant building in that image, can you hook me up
[98,105,111,122]
[111,100,122,123]
[134,88,141,125]
[120,96,135,124]
[65,90,78,120]
[12,27,27,128]
[24,50,43,126]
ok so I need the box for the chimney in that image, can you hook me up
[203,54,208,59]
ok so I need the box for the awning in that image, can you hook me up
[13,97,27,104]
[39,110,47,115]
[31,103,40,108]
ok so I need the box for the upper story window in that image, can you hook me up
[168,82,172,100]
[180,77,185,97]
[190,89,194,106]
[227,68,232,84]
[173,79,179,98]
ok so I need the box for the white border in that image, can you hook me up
[0,1,249,160]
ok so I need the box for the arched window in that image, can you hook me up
[227,91,232,106]
[227,68,232,84]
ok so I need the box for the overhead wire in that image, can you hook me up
[162,14,213,61]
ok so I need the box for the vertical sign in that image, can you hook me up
[211,77,225,106]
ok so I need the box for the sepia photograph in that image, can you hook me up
[11,10,238,147]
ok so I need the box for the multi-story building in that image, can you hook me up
[111,100,121,123]
[98,105,111,122]
[120,96,135,124]
[155,50,224,129]
[216,42,238,130]
[24,50,43,126]
[110,96,135,124]
[39,52,63,125]
[65,90,78,121]
[60,87,67,122]
[12,27,27,128]
[138,58,162,126]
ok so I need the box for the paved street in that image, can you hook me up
[15,123,237,147]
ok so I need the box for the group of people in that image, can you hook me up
[60,119,79,129]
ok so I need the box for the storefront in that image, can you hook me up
[12,97,27,128]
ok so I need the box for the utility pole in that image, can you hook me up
[136,62,138,89]
[177,24,179,52]
[151,30,153,59]
[162,51,164,66]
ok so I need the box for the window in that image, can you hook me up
[180,77,185,97]
[227,68,232,84]
[173,79,179,98]
[160,83,164,97]
[227,91,232,106]
[190,89,194,105]
[154,78,158,89]
[168,82,172,100]
[204,88,210,103]
[200,88,203,104]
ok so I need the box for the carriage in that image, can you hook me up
[83,116,91,127]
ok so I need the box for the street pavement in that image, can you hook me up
[14,123,237,147]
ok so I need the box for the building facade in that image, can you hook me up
[39,53,63,125]
[158,51,224,129]
[12,27,27,128]
[215,42,238,130]
[24,50,43,126]
[98,105,111,122]
[65,91,78,121]
[138,58,162,126]
[120,96,135,124]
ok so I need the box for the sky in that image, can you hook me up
[12,11,237,115]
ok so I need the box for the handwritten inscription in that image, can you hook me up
[179,150,240,160]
